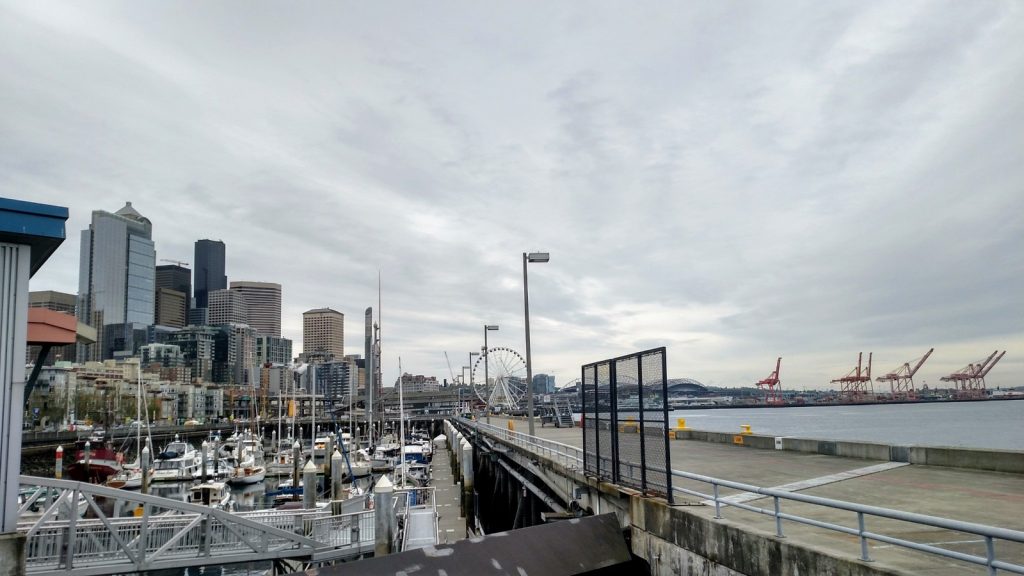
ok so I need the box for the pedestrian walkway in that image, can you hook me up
[430,442,467,544]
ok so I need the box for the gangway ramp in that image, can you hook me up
[16,476,383,575]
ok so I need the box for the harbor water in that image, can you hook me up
[670,400,1024,450]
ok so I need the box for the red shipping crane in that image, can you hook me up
[940,351,1006,398]
[876,348,934,400]
[756,357,783,405]
[831,352,873,401]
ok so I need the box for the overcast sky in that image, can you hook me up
[3,1,1022,391]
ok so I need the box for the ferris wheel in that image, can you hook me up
[471,347,527,412]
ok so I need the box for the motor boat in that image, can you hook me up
[152,436,201,482]
[66,434,122,483]
[187,481,232,510]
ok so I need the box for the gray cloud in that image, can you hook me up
[3,1,1021,390]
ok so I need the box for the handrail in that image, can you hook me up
[16,476,380,575]
[455,418,1024,575]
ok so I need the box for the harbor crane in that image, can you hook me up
[755,357,783,405]
[160,258,190,267]
[832,352,873,400]
[940,350,1006,398]
[876,348,934,400]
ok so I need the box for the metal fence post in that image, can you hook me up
[858,512,871,562]
[774,496,784,537]
[712,483,722,519]
[986,536,996,576]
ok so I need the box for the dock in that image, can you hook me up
[476,416,1024,575]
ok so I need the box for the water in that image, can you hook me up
[669,400,1024,450]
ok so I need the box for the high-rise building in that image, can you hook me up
[208,289,248,326]
[256,334,293,366]
[28,290,77,365]
[315,357,359,410]
[155,264,191,322]
[303,308,344,361]
[229,281,281,337]
[532,373,556,394]
[193,239,226,309]
[154,288,187,328]
[167,325,224,383]
[77,202,155,361]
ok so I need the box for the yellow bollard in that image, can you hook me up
[676,418,687,430]
[507,420,515,431]
[740,424,752,435]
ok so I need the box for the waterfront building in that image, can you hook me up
[193,239,226,309]
[396,373,441,393]
[76,202,156,361]
[303,307,344,361]
[27,290,77,365]
[208,288,249,326]
[256,334,292,366]
[532,373,556,394]
[230,281,281,337]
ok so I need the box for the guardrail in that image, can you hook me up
[16,476,383,575]
[456,417,1024,575]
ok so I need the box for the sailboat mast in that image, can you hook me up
[398,356,405,489]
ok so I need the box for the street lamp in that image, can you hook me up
[523,251,549,436]
[468,351,479,417]
[483,325,498,423]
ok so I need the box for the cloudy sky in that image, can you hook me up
[4,1,1022,391]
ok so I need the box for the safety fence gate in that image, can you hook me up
[582,348,672,502]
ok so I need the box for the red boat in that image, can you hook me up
[65,434,123,483]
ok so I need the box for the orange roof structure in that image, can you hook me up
[27,308,95,345]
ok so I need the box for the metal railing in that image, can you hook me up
[16,476,378,575]
[455,418,1024,575]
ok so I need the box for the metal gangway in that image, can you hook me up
[16,476,437,576]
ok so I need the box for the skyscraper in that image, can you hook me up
[154,288,187,328]
[303,308,344,361]
[77,202,155,361]
[193,239,226,309]
[155,264,191,323]
[208,289,249,326]
[229,281,281,337]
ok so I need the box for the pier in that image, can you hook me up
[450,416,1024,575]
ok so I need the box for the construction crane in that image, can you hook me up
[444,352,457,386]
[160,258,190,267]
[755,357,783,405]
[876,348,934,400]
[940,350,1006,398]
[831,352,873,401]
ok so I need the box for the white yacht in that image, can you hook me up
[152,437,201,482]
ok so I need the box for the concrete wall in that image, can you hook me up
[630,497,904,576]
[670,429,1024,474]
[0,533,25,576]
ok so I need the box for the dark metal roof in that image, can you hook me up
[295,513,631,576]
[0,198,68,276]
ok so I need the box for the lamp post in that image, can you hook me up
[468,351,479,417]
[483,325,498,423]
[523,252,549,436]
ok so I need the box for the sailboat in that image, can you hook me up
[106,365,152,489]
[226,361,266,486]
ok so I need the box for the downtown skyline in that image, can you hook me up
[4,2,1022,390]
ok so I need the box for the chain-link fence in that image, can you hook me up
[581,348,672,502]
